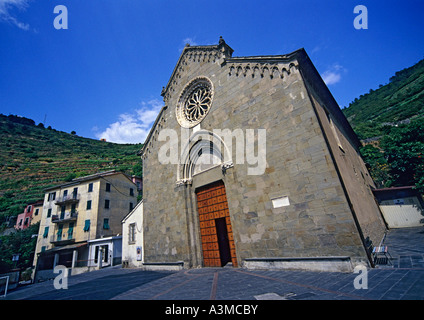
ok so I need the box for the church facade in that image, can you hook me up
[140,38,387,272]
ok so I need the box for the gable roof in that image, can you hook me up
[160,36,234,100]
[121,200,143,223]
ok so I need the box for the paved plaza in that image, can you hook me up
[2,227,424,301]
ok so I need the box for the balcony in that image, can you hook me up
[55,194,80,205]
[51,211,78,223]
[50,233,75,245]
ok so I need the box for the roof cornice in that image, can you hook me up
[43,170,132,192]
[225,48,305,64]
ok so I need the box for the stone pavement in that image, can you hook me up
[2,227,424,301]
[380,227,424,268]
[3,264,424,301]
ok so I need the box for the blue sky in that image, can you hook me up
[0,0,423,144]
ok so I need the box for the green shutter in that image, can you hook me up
[43,226,49,238]
[83,219,90,232]
[57,224,63,236]
[103,218,110,229]
[68,222,74,239]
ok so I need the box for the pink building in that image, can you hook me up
[15,200,43,230]
[131,176,143,193]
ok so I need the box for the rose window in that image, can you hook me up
[176,77,214,128]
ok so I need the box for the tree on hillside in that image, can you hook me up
[380,118,424,192]
[132,162,143,177]
[359,118,424,192]
[359,144,390,188]
[0,222,39,273]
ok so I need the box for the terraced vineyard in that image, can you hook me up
[0,114,143,224]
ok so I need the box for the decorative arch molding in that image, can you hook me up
[176,129,233,186]
[227,61,298,79]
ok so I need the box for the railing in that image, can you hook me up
[55,194,80,205]
[51,211,78,223]
[50,233,76,244]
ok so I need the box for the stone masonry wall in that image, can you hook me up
[303,82,387,249]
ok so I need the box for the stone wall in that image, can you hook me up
[297,55,387,252]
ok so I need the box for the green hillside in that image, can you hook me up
[343,58,424,140]
[0,114,143,226]
[342,58,424,191]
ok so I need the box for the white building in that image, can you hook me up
[87,236,122,268]
[121,201,143,268]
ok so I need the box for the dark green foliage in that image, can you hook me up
[359,144,390,188]
[359,119,424,192]
[0,222,40,273]
[5,114,35,127]
[379,119,424,192]
[64,172,77,182]
[133,162,143,177]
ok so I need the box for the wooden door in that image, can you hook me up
[196,181,237,267]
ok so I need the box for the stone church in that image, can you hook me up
[139,37,387,272]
